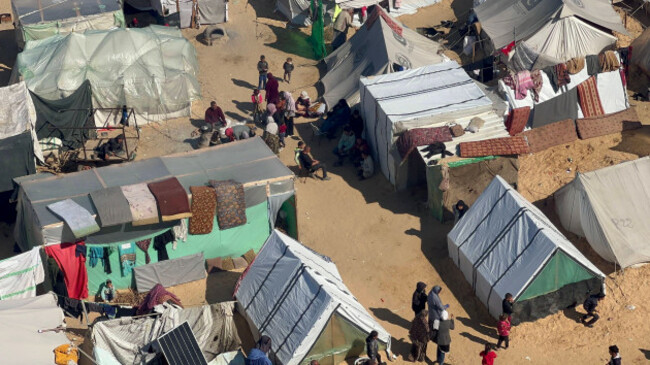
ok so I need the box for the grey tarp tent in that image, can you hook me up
[475,0,627,70]
[12,0,124,45]
[555,157,650,268]
[448,176,605,322]
[125,0,228,26]
[276,0,334,26]
[13,26,201,125]
[0,292,70,364]
[320,6,445,107]
[236,230,392,365]
[631,27,650,75]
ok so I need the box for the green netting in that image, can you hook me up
[85,201,270,295]
[309,0,327,60]
[446,156,497,168]
[303,313,386,365]
[426,164,444,221]
[279,195,298,239]
[518,250,597,301]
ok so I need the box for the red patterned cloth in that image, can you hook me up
[459,136,529,158]
[519,119,577,153]
[396,126,453,159]
[136,284,182,315]
[576,76,605,118]
[505,107,530,136]
[576,108,641,139]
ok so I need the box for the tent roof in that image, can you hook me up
[448,176,604,314]
[0,292,69,364]
[555,157,650,268]
[320,7,445,107]
[15,138,293,246]
[631,27,650,75]
[475,0,626,50]
[12,0,121,25]
[236,230,391,365]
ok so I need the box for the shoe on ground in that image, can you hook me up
[322,176,331,181]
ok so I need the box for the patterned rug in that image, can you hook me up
[210,180,247,230]
[506,106,531,136]
[396,126,453,159]
[189,186,217,235]
[459,136,529,158]
[576,76,605,118]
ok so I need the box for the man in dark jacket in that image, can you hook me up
[581,292,605,327]
[366,331,383,364]
[608,345,622,365]
[502,293,514,322]
[412,282,427,316]
[299,146,330,181]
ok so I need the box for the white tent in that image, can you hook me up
[448,176,605,322]
[555,157,650,268]
[359,61,505,188]
[13,26,201,125]
[475,0,627,70]
[236,230,391,365]
[336,0,440,16]
[0,292,70,364]
[0,81,43,162]
[320,6,446,107]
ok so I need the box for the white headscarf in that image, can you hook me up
[441,310,449,321]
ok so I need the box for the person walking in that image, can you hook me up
[332,9,355,50]
[581,292,605,327]
[480,343,497,365]
[283,57,294,83]
[257,55,269,90]
[496,314,510,350]
[427,286,445,329]
[265,73,280,105]
[607,345,621,365]
[435,311,454,365]
[408,310,429,362]
[366,330,383,364]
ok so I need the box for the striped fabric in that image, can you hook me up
[577,76,605,118]
[0,247,44,300]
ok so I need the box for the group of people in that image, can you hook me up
[331,111,374,180]
[192,100,257,148]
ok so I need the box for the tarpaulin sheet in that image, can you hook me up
[12,0,122,25]
[198,0,227,24]
[0,81,43,163]
[48,199,101,238]
[134,252,206,292]
[0,132,36,193]
[0,292,68,364]
[90,186,134,227]
[0,247,44,300]
[31,80,94,151]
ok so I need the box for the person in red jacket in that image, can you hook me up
[480,343,497,365]
[496,314,511,349]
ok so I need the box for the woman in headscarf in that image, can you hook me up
[265,104,279,135]
[408,310,429,362]
[246,335,272,365]
[453,200,469,224]
[296,91,311,117]
[281,91,296,136]
[265,73,280,105]
[435,311,454,365]
[427,286,444,328]
[411,282,427,316]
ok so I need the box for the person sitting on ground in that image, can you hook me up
[320,99,351,138]
[608,345,621,365]
[480,343,497,365]
[252,89,264,123]
[295,91,311,117]
[366,330,384,365]
[100,280,116,302]
[496,314,511,350]
[205,100,226,126]
[502,293,514,323]
[348,109,364,138]
[98,135,125,160]
[358,151,374,180]
[351,137,370,165]
[190,124,213,149]
[299,146,330,180]
[453,200,469,224]
[246,335,272,365]
[232,124,255,140]
[581,292,605,327]
[333,127,356,166]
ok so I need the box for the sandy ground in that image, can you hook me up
[2,0,650,364]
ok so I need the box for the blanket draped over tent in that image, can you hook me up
[0,247,45,300]
[0,132,36,192]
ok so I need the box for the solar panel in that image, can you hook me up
[154,321,208,365]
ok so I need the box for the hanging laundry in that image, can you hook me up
[57,296,83,319]
[147,177,192,222]
[88,247,103,268]
[136,239,152,264]
[502,71,536,100]
[577,76,605,118]
[136,283,182,315]
[599,50,620,72]
[103,247,112,274]
[566,57,585,74]
[118,243,136,277]
[153,230,174,261]
[530,70,543,102]
[586,55,600,76]
[172,219,188,250]
[75,243,87,258]
[0,247,45,300]
[47,199,100,239]
[44,242,88,299]
[543,64,571,93]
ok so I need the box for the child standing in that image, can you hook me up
[496,314,511,350]
[278,121,287,148]
[480,343,497,365]
[283,57,294,83]
[251,89,264,123]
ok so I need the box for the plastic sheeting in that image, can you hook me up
[0,81,43,162]
[134,252,207,292]
[448,176,604,320]
[236,230,391,365]
[198,0,228,24]
[320,7,446,107]
[14,26,201,125]
[13,138,294,250]
[0,132,36,193]
[12,0,122,25]
[631,26,650,75]
[555,157,650,268]
[0,247,45,300]
[18,11,125,44]
[0,292,69,364]
[359,61,498,187]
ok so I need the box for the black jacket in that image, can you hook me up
[412,291,427,315]
[502,299,513,315]
[583,296,599,313]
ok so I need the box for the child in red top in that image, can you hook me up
[251,89,264,122]
[496,314,511,349]
[480,343,497,365]
[278,122,287,148]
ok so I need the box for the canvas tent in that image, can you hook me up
[236,230,391,365]
[13,26,201,125]
[359,61,508,188]
[125,0,228,27]
[630,27,650,75]
[555,157,650,268]
[448,176,605,322]
[320,6,446,107]
[13,138,297,293]
[0,292,70,364]
[12,0,124,45]
[475,0,627,70]
[335,0,440,16]
[277,0,334,26]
